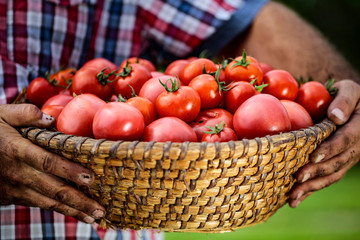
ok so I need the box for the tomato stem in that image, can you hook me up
[250,79,268,92]
[324,78,338,96]
[97,68,118,85]
[118,61,133,78]
[203,121,226,134]
[159,76,181,92]
[230,50,251,69]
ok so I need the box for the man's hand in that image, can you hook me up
[0,104,105,223]
[289,80,360,207]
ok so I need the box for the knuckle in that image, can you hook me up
[41,153,56,173]
[55,188,70,203]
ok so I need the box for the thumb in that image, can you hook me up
[0,104,55,128]
[327,80,360,125]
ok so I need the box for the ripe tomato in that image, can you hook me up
[71,67,116,101]
[41,94,73,109]
[156,78,201,123]
[225,51,263,84]
[164,59,189,77]
[142,117,197,142]
[151,71,165,78]
[190,108,233,141]
[27,77,59,108]
[41,105,64,123]
[120,57,156,72]
[92,102,145,141]
[280,100,313,130]
[113,63,151,98]
[126,96,157,126]
[262,70,298,100]
[138,75,178,105]
[295,81,333,123]
[180,58,217,85]
[201,121,238,142]
[49,68,76,91]
[82,58,117,72]
[259,61,273,74]
[223,81,258,114]
[233,94,291,140]
[188,74,223,110]
[57,93,106,137]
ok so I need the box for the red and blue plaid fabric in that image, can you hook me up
[0,0,268,239]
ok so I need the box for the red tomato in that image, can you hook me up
[82,58,117,72]
[92,102,145,141]
[142,117,197,142]
[262,70,298,101]
[120,57,156,72]
[126,96,157,126]
[41,105,64,123]
[188,74,222,110]
[280,100,313,130]
[164,59,189,77]
[49,68,76,91]
[190,108,233,141]
[41,94,73,109]
[233,94,291,140]
[113,63,151,98]
[138,75,178,105]
[71,67,115,101]
[156,79,201,123]
[180,58,217,85]
[295,81,333,123]
[259,62,273,74]
[27,77,59,108]
[201,122,238,142]
[223,81,258,114]
[225,51,263,84]
[150,71,165,78]
[57,94,106,137]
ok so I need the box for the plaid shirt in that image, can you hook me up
[0,0,268,239]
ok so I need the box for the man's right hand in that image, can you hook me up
[0,104,105,223]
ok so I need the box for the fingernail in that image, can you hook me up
[331,108,346,123]
[92,209,105,219]
[314,153,325,163]
[42,113,55,122]
[293,200,301,208]
[84,216,95,224]
[295,191,303,200]
[301,173,311,183]
[79,173,93,185]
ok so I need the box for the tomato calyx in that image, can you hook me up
[45,71,58,86]
[324,78,338,96]
[159,77,181,92]
[296,76,313,87]
[214,67,234,95]
[96,68,118,85]
[114,94,127,102]
[230,50,251,69]
[118,61,133,78]
[203,121,226,134]
[250,79,268,92]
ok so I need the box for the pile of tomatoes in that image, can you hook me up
[27,51,335,143]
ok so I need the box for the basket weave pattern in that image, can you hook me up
[20,120,335,232]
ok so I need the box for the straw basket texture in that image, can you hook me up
[18,119,336,233]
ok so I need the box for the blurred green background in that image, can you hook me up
[166,1,360,239]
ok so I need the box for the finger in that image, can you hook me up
[327,80,360,125]
[8,134,94,186]
[288,160,356,204]
[23,168,105,220]
[6,183,96,224]
[0,104,55,128]
[310,103,360,163]
[296,141,360,183]
[288,191,313,208]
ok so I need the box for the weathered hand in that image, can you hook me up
[0,104,105,223]
[289,80,360,207]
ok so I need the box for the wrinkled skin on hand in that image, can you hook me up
[289,80,360,207]
[0,104,105,223]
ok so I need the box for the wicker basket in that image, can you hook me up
[18,119,336,233]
